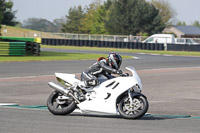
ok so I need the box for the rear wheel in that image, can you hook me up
[118,95,148,119]
[47,91,77,115]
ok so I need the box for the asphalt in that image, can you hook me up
[1,107,200,133]
[0,48,200,132]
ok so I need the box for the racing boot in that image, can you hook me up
[78,81,87,88]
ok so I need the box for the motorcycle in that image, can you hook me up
[47,66,149,119]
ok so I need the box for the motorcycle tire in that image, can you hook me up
[118,95,149,119]
[47,91,77,115]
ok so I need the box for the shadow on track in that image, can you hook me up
[69,113,170,120]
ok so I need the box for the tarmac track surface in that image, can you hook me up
[1,107,200,133]
[0,49,200,132]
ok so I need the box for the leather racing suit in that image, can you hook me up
[81,58,118,87]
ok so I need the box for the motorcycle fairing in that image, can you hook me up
[77,76,139,114]
[55,73,80,85]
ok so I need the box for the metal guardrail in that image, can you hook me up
[0,36,41,56]
[0,42,26,56]
[0,36,41,43]
[0,41,40,56]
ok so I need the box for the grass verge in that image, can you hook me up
[42,45,200,57]
[0,51,131,62]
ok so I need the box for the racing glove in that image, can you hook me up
[116,70,123,75]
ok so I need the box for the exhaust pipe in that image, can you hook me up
[48,82,70,95]
[48,82,81,104]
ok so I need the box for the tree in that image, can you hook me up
[176,21,186,26]
[79,3,97,33]
[192,20,200,28]
[53,17,66,32]
[0,0,17,26]
[0,0,3,23]
[79,0,110,34]
[0,0,3,33]
[91,4,108,34]
[61,6,85,33]
[22,18,58,32]
[106,0,165,35]
[91,0,113,34]
[151,0,176,26]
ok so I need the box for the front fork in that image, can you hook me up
[128,89,134,105]
[128,89,147,102]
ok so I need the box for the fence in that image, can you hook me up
[2,25,200,43]
[1,25,146,42]
[49,33,146,42]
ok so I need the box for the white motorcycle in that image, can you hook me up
[47,66,149,119]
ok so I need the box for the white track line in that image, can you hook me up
[0,75,53,80]
[150,54,160,56]
[0,103,18,106]
[133,56,141,59]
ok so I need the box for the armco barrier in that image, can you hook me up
[0,41,40,56]
[42,38,200,51]
[0,37,41,56]
[0,36,41,43]
[0,42,26,56]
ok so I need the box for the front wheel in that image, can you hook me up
[118,95,149,119]
[47,91,77,115]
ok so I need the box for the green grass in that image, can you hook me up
[42,45,200,57]
[2,25,39,32]
[1,44,200,62]
[0,51,131,62]
[1,25,53,38]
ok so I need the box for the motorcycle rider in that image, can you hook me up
[80,52,123,88]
